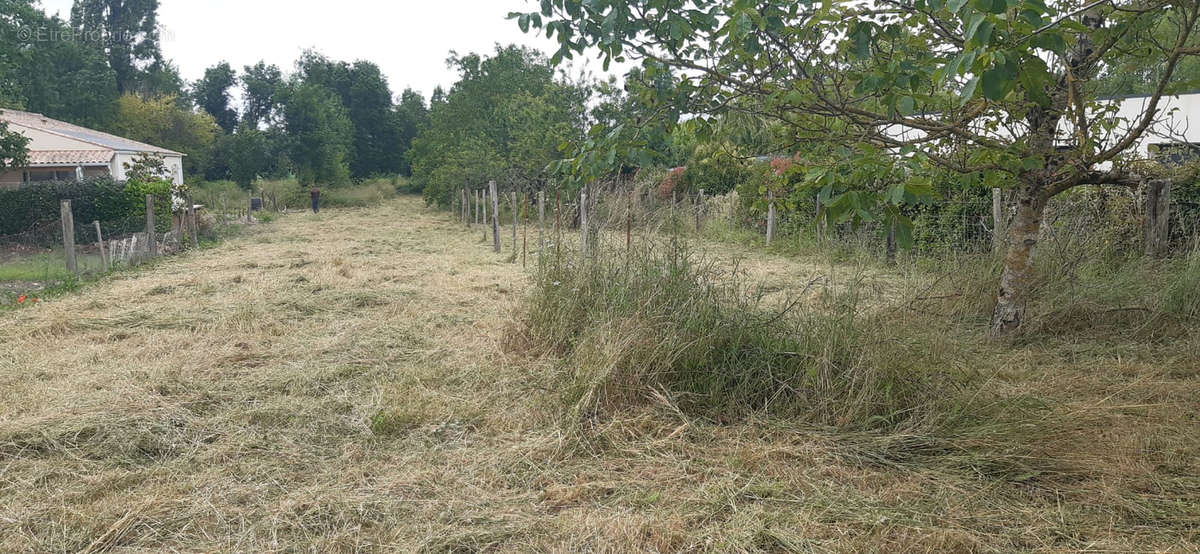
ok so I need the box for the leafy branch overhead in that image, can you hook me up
[514,0,1200,333]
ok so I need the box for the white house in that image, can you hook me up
[881,92,1200,163]
[0,108,184,189]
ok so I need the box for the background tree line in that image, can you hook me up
[0,0,431,188]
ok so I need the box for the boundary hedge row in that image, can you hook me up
[0,177,172,245]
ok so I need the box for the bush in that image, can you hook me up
[681,144,753,195]
[521,237,947,429]
[0,177,170,244]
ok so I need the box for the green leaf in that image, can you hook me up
[852,26,872,59]
[959,75,980,106]
[898,95,915,115]
[981,64,1013,100]
[970,20,993,46]
[972,0,1007,14]
[1021,156,1043,170]
[948,0,970,14]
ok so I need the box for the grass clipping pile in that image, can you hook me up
[517,237,954,431]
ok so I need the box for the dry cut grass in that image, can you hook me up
[0,196,1196,552]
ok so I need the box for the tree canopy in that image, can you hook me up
[515,0,1200,333]
[410,45,589,206]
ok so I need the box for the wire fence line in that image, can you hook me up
[453,183,1198,264]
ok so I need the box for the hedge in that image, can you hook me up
[0,177,172,245]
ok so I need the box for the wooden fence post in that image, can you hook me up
[730,190,737,229]
[510,191,518,252]
[522,192,528,268]
[489,180,501,253]
[93,220,109,272]
[992,188,1006,254]
[188,196,199,249]
[696,189,705,231]
[555,190,562,259]
[483,189,490,241]
[886,222,898,265]
[766,190,776,245]
[538,190,545,256]
[145,194,157,257]
[626,187,633,252]
[61,200,77,275]
[580,189,589,257]
[1145,179,1172,258]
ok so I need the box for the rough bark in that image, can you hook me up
[991,183,1048,335]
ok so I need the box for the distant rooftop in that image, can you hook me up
[0,109,182,156]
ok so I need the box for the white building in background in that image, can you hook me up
[880,92,1200,164]
[0,108,184,189]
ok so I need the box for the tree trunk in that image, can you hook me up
[991,184,1048,335]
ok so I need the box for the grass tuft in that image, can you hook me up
[522,237,956,431]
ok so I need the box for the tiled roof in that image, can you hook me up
[27,150,113,166]
[0,109,183,156]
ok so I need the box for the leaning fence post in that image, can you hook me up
[93,220,109,272]
[61,200,77,275]
[1144,179,1172,258]
[145,194,158,257]
[766,190,776,245]
[489,180,501,253]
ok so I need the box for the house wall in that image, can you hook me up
[882,93,1200,160]
[0,170,22,189]
[111,152,184,185]
[0,166,112,190]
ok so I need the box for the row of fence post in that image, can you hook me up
[451,181,1186,265]
[59,193,213,276]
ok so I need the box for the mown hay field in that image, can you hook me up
[1,196,1196,552]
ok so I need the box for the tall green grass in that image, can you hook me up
[521,237,952,430]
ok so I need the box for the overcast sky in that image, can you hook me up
[37,0,618,101]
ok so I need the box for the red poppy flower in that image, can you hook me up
[16,295,26,304]
[31,298,38,303]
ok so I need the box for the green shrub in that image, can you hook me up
[681,143,752,195]
[523,237,947,430]
[0,177,170,244]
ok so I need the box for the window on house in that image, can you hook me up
[1150,143,1200,166]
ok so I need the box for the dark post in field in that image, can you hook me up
[489,180,501,253]
[1144,179,1171,258]
[696,189,704,231]
[61,199,77,275]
